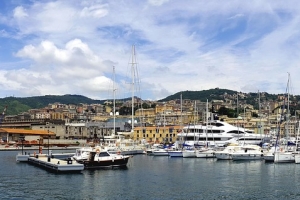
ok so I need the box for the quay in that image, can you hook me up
[16,154,84,173]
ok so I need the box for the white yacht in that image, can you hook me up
[195,147,215,158]
[231,145,264,161]
[274,148,295,163]
[182,149,196,158]
[152,149,169,156]
[175,120,270,148]
[214,145,243,160]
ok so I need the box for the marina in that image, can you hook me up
[2,150,300,199]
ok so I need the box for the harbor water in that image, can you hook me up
[2,150,300,199]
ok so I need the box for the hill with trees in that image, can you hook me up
[0,88,298,116]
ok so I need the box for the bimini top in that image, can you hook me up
[0,128,55,136]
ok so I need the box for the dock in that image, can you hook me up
[16,154,84,173]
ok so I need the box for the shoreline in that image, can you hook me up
[0,145,79,151]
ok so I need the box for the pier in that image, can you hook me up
[16,154,84,173]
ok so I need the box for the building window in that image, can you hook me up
[150,130,152,133]
[142,129,146,134]
[169,128,173,133]
[156,128,159,133]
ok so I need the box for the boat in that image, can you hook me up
[175,119,271,148]
[295,152,300,164]
[294,123,300,164]
[168,150,183,157]
[195,100,216,158]
[263,146,279,162]
[273,73,295,163]
[195,147,216,158]
[182,148,196,158]
[76,147,130,169]
[231,145,264,161]
[214,144,242,160]
[274,151,295,163]
[72,147,93,161]
[152,148,169,156]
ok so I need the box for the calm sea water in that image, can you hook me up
[1,150,300,200]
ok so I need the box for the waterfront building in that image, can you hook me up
[133,125,181,144]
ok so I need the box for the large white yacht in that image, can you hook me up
[175,120,271,148]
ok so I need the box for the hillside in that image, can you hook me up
[0,95,104,115]
[158,88,284,103]
[0,88,295,116]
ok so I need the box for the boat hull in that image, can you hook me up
[182,150,196,158]
[196,150,215,158]
[79,157,130,169]
[295,154,300,164]
[152,150,169,156]
[274,152,295,163]
[168,151,183,157]
[231,153,263,161]
[215,152,232,160]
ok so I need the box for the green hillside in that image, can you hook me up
[0,88,296,116]
[0,95,104,115]
[158,88,237,102]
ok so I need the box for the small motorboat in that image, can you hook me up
[75,147,130,169]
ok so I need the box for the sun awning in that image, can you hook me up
[0,128,55,135]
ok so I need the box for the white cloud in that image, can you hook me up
[148,0,169,6]
[80,4,109,18]
[1,0,300,100]
[13,6,28,18]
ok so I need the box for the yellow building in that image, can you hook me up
[133,125,182,143]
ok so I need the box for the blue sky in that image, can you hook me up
[0,0,299,100]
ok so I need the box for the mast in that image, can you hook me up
[258,90,261,136]
[180,93,182,128]
[193,101,196,145]
[205,99,208,147]
[237,92,239,119]
[130,45,136,132]
[113,66,116,135]
[180,93,183,148]
[286,72,290,139]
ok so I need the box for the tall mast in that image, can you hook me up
[180,93,182,127]
[131,45,136,132]
[258,90,261,135]
[286,72,290,138]
[113,66,116,135]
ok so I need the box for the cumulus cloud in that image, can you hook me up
[13,6,28,18]
[0,0,300,100]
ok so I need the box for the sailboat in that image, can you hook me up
[294,121,300,163]
[274,73,295,163]
[168,94,184,157]
[119,45,147,155]
[182,101,197,158]
[196,100,216,158]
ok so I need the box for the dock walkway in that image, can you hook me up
[16,154,84,173]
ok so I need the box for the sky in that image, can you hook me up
[0,0,300,101]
